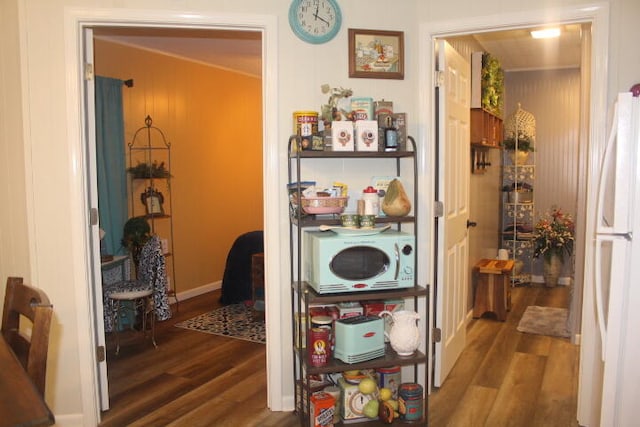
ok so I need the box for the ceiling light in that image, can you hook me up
[531,28,561,39]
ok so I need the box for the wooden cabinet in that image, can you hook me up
[470,108,503,147]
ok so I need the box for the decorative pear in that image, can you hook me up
[382,179,411,217]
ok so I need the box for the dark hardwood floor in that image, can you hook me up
[100,285,578,426]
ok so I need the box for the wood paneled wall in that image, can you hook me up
[94,38,263,295]
[505,68,581,277]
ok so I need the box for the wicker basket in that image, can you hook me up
[504,103,536,141]
[300,196,348,214]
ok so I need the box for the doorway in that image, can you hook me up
[70,9,282,423]
[422,5,609,399]
[91,26,264,411]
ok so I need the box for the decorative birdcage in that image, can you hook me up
[504,103,536,142]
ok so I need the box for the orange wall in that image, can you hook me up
[94,39,263,294]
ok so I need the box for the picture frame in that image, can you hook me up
[348,29,404,80]
[140,187,164,216]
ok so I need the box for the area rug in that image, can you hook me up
[175,304,265,344]
[517,305,570,338]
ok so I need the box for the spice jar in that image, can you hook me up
[362,186,379,216]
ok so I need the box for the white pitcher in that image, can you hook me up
[379,310,421,356]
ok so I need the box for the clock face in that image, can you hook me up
[289,0,342,44]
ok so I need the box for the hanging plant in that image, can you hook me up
[127,160,172,179]
[481,53,504,118]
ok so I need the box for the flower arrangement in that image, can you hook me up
[532,207,575,262]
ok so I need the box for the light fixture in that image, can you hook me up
[530,28,561,39]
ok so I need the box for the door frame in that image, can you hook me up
[419,4,609,395]
[65,8,281,424]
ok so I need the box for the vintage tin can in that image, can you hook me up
[377,366,401,399]
[350,97,374,121]
[293,111,319,137]
[310,391,335,427]
[308,327,331,367]
[398,382,424,422]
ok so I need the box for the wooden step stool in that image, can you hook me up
[472,259,514,321]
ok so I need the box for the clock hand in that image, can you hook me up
[314,13,330,25]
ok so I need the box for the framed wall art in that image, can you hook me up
[348,29,404,80]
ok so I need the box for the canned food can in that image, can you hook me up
[293,111,319,137]
[398,383,424,421]
[308,327,331,367]
[377,366,401,399]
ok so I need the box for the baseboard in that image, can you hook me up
[531,275,572,286]
[172,280,221,303]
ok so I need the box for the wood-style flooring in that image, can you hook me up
[100,285,578,426]
[429,284,579,427]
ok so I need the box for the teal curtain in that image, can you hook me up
[96,76,127,255]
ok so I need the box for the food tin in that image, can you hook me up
[293,111,319,137]
[398,383,424,422]
[377,366,401,399]
[308,327,331,367]
[310,391,335,427]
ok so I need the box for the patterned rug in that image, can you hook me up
[517,305,570,338]
[175,304,266,344]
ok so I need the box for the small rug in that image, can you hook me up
[517,305,570,338]
[175,304,265,344]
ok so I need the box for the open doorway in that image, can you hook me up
[72,10,281,419]
[423,6,608,403]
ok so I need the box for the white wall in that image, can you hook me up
[1,0,640,424]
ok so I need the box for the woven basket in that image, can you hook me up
[504,103,536,141]
[300,196,348,214]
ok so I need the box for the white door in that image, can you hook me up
[433,40,471,387]
[83,27,110,411]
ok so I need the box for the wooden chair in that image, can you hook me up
[1,277,53,396]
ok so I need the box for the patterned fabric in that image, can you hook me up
[103,235,172,332]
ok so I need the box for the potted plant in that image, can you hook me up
[121,216,151,267]
[532,207,575,287]
[502,135,534,165]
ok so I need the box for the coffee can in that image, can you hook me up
[293,111,319,137]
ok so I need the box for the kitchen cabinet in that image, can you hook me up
[128,116,178,307]
[471,108,503,147]
[288,135,428,426]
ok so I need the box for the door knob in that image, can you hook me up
[467,220,477,228]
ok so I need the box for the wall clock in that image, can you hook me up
[288,0,342,44]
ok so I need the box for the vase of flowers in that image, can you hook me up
[533,207,575,287]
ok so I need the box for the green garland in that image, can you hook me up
[481,53,504,118]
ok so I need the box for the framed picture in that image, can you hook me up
[348,29,404,80]
[140,187,164,215]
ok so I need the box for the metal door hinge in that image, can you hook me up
[432,328,442,343]
[85,63,94,81]
[435,70,445,87]
[434,201,444,217]
[90,208,99,226]
[97,345,105,362]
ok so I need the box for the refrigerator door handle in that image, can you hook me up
[596,101,619,234]
[594,237,607,361]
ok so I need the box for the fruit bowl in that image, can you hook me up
[300,196,348,214]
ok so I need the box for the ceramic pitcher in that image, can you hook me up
[379,310,421,356]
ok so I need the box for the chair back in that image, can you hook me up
[1,277,53,396]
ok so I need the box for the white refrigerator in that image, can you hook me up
[578,91,640,426]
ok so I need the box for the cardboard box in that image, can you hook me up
[331,121,354,151]
[355,120,379,151]
[337,302,363,319]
